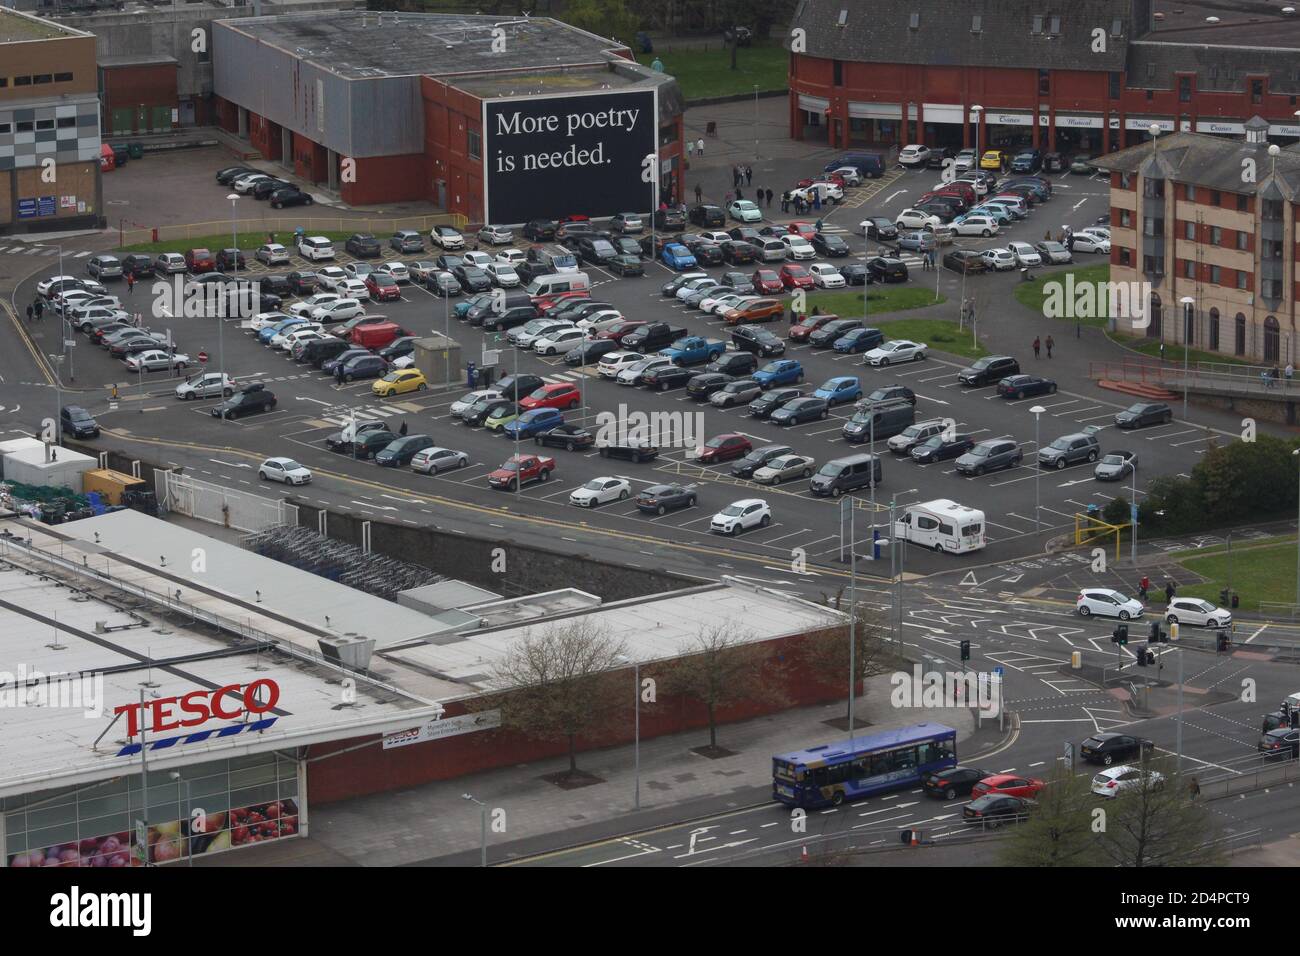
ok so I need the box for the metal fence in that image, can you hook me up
[119,213,468,249]
[1090,357,1298,397]
[154,471,297,533]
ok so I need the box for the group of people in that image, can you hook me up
[1136,575,1178,604]
[1261,364,1294,388]
[731,164,753,188]
[780,191,821,215]
[918,249,937,271]
[726,186,776,209]
[25,299,45,322]
[684,137,705,157]
[1031,335,1056,359]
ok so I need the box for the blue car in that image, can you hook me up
[503,407,565,439]
[258,317,307,343]
[813,376,863,405]
[661,243,697,271]
[753,359,804,388]
[833,327,884,354]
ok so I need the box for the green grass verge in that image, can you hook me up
[1110,333,1252,367]
[877,319,988,360]
[635,43,788,100]
[807,286,945,317]
[1012,263,1111,329]
[119,231,359,255]
[1177,541,1298,609]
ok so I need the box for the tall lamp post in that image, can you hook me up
[49,354,65,444]
[462,793,488,867]
[1029,405,1046,531]
[1130,458,1139,566]
[1293,448,1300,606]
[839,496,858,739]
[1179,296,1194,420]
[971,105,983,167]
[615,654,641,809]
[224,192,239,418]
[169,771,193,867]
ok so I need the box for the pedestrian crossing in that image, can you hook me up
[317,403,403,427]
[0,244,93,257]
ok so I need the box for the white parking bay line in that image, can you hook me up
[1146,428,1197,440]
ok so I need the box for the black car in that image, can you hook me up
[211,384,276,419]
[325,420,387,453]
[837,263,867,286]
[811,233,851,258]
[269,187,313,209]
[809,319,863,348]
[259,274,292,297]
[689,204,726,228]
[642,364,695,391]
[577,236,618,265]
[731,325,786,357]
[770,396,830,425]
[653,208,686,230]
[252,177,292,200]
[565,339,619,366]
[728,226,764,245]
[61,405,100,438]
[997,374,1057,400]
[345,234,382,258]
[286,271,318,295]
[720,272,756,294]
[215,248,247,272]
[607,254,644,277]
[351,429,401,460]
[943,250,987,274]
[1259,728,1300,760]
[597,440,659,462]
[120,254,156,279]
[685,239,724,266]
[453,265,492,293]
[1042,151,1066,173]
[635,483,697,515]
[731,444,794,479]
[862,217,898,241]
[923,766,994,800]
[958,355,1021,387]
[303,337,353,367]
[926,147,956,169]
[461,398,511,427]
[495,373,546,402]
[1080,733,1154,766]
[535,423,595,451]
[517,260,555,283]
[322,347,369,375]
[375,434,435,467]
[720,241,758,266]
[426,271,462,297]
[378,336,417,363]
[706,351,759,377]
[749,386,803,418]
[866,256,908,283]
[216,165,258,185]
[1115,402,1173,429]
[963,794,1030,828]
[522,219,558,241]
[863,384,916,406]
[686,372,734,400]
[910,432,975,463]
[557,222,595,248]
[436,254,466,272]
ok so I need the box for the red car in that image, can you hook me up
[538,291,590,313]
[487,453,554,490]
[752,268,784,294]
[597,320,648,342]
[184,248,215,274]
[365,273,401,302]
[779,264,814,290]
[787,221,818,242]
[559,214,590,224]
[519,382,581,411]
[970,774,1045,800]
[788,313,839,342]
[696,433,752,464]
[796,173,847,189]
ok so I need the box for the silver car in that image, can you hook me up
[87,255,123,280]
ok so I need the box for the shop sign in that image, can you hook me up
[383,709,502,749]
[112,679,280,740]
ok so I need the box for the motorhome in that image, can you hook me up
[894,499,986,554]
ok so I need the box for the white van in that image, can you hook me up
[894,499,986,554]
[525,271,591,298]
[297,235,335,261]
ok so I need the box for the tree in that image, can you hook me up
[556,0,641,45]
[480,618,627,777]
[1094,762,1224,867]
[998,763,1106,867]
[666,621,786,752]
[800,592,893,723]
[1102,493,1131,528]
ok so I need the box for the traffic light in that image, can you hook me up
[1112,624,1128,646]
[1148,620,1161,643]
[960,640,971,662]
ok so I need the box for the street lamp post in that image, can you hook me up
[1179,296,1194,421]
[1130,459,1139,566]
[1293,448,1300,605]
[49,354,64,444]
[840,496,857,739]
[462,793,488,867]
[753,84,760,162]
[169,771,193,867]
[1030,405,1046,532]
[616,654,641,809]
[224,193,239,419]
[971,105,983,167]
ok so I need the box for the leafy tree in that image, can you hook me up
[998,763,1106,866]
[801,591,893,722]
[480,618,627,776]
[556,0,641,44]
[1094,762,1224,867]
[1102,494,1131,528]
[667,621,787,751]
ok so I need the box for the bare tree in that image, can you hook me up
[998,763,1106,867]
[666,621,786,752]
[1094,762,1224,867]
[480,618,627,778]
[801,591,892,723]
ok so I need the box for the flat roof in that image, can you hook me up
[0,6,90,43]
[220,11,630,81]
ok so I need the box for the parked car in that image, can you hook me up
[1165,598,1232,629]
[1094,450,1137,481]
[997,374,1057,399]
[959,356,1020,387]
[1115,402,1173,429]
[709,498,771,535]
[1076,588,1145,620]
[910,433,974,464]
[955,439,1023,476]
[1080,733,1153,766]
[211,383,276,418]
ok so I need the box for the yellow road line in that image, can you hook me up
[0,299,55,386]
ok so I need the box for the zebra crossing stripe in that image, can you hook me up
[25,247,43,254]
[38,247,59,255]
[73,251,93,258]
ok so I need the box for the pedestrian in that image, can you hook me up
[756,187,764,207]
[732,166,741,188]
[927,249,935,270]
[686,140,693,158]
[25,304,33,322]
[1045,334,1055,358]
[1286,362,1294,381]
[725,190,734,206]
[694,184,703,204]
[34,299,43,321]
[781,191,790,213]
[765,187,773,207]
[1138,575,1150,600]
[736,186,744,201]
[1159,342,1166,362]
[126,272,135,295]
[745,165,753,186]
[813,192,822,211]
[1033,337,1041,359]
[1188,776,1200,800]
[399,421,408,437]
[1165,580,1176,604]
[1064,233,1074,253]
[696,137,704,156]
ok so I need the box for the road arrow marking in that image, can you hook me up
[208,459,251,469]
[296,396,332,406]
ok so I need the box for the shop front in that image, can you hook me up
[1052,113,1104,156]
[1123,116,1175,148]
[797,94,829,143]
[982,110,1036,154]
[848,101,904,146]
[921,102,966,151]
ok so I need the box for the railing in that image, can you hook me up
[1258,601,1300,619]
[1090,358,1299,397]
[118,213,468,249]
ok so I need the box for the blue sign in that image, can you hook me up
[1131,503,1139,523]
[38,195,56,217]
[115,717,278,757]
[993,666,1004,678]
[16,198,37,219]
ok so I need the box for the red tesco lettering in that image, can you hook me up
[113,679,280,738]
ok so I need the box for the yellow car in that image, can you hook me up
[979,149,1006,171]
[483,404,520,432]
[372,369,427,397]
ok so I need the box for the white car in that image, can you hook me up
[1165,598,1232,629]
[617,356,672,385]
[782,235,816,260]
[289,293,339,318]
[271,322,322,349]
[699,292,747,315]
[250,310,292,332]
[255,243,290,266]
[315,266,349,291]
[231,172,272,194]
[575,309,623,331]
[258,457,312,485]
[898,144,932,166]
[462,251,493,269]
[1076,588,1145,620]
[297,236,335,261]
[676,276,720,301]
[701,230,733,244]
[710,498,772,535]
[534,328,587,355]
[486,263,520,288]
[792,182,844,204]
[344,262,372,281]
[1007,241,1042,267]
[951,215,1000,237]
[339,278,369,299]
[125,349,189,372]
[279,328,325,352]
[952,175,990,197]
[865,340,927,366]
[450,389,502,416]
[598,351,642,379]
[728,199,762,222]
[430,226,465,250]
[980,248,1017,271]
[1079,226,1111,242]
[516,322,573,349]
[954,148,978,172]
[1072,232,1110,254]
[1091,766,1165,799]
[175,371,235,400]
[376,262,410,284]
[312,299,364,325]
[829,166,863,186]
[808,263,845,289]
[895,208,942,231]
[495,249,526,267]
[569,477,632,508]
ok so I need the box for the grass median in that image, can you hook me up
[1012,263,1111,328]
[802,288,987,359]
[1175,540,1298,609]
[120,231,358,255]
[636,43,788,100]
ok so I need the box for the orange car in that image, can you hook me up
[722,298,785,325]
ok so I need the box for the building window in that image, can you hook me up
[1237,230,1248,251]
[198,47,210,63]
[1184,302,1195,345]
[1263,278,1284,299]
[1210,226,1222,245]
[0,123,9,134]
[1119,247,1132,266]
[35,119,53,130]
[1109,72,1121,99]
[1120,209,1132,227]
[1143,254,1165,276]
[56,116,75,129]
[1032,14,1043,34]
[1210,189,1221,205]
[1120,172,1133,189]
[14,75,31,86]
[1184,221,1195,240]
[53,72,72,83]
[1184,259,1196,279]
[1144,178,1165,200]
[1209,308,1220,351]
[467,128,481,160]
[1111,18,1123,37]
[1185,184,1196,201]
[1263,198,1283,220]
[1039,70,1050,96]
[908,12,919,29]
[971,15,982,32]
[1264,239,1285,260]
[1237,194,1248,212]
[1237,271,1249,290]
[1235,313,1247,355]
[1251,78,1265,104]
[32,74,52,85]
[1049,15,1061,34]
[1265,316,1280,361]
[837,8,848,26]
[1210,265,1221,284]
[833,60,843,85]
[1143,216,1164,237]
[0,78,7,88]
[1178,76,1192,102]
[15,121,33,132]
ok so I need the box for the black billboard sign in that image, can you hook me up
[483,89,657,225]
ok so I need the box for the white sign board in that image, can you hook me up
[383,709,502,749]
[988,112,1034,126]
[1125,117,1175,131]
[1196,120,1244,135]
[1057,115,1103,129]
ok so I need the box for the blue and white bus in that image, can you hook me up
[772,723,957,808]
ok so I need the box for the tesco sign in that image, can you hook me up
[113,679,280,738]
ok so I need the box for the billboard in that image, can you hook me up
[483,88,657,225]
